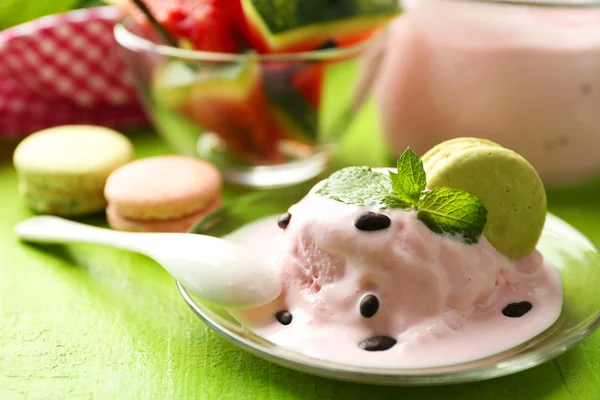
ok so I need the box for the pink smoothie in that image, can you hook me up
[376,1,600,187]
[225,191,563,368]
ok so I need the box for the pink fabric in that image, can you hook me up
[0,6,148,139]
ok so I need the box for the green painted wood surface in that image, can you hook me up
[2,100,600,399]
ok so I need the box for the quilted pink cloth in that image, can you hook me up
[0,6,148,139]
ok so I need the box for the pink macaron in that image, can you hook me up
[104,155,222,232]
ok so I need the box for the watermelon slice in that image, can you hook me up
[152,61,197,109]
[290,65,324,109]
[263,64,320,144]
[152,60,282,163]
[241,0,400,53]
[183,61,283,163]
[121,0,244,52]
[267,40,335,112]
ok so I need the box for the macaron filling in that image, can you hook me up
[106,197,221,233]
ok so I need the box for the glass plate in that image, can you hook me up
[180,182,600,385]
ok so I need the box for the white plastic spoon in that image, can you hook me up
[15,216,281,308]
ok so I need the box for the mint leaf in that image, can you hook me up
[316,150,488,245]
[381,195,413,209]
[316,166,411,208]
[417,187,487,244]
[389,148,426,205]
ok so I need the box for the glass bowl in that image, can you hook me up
[178,183,600,385]
[114,21,385,188]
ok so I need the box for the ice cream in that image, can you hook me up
[226,193,562,368]
[223,140,563,368]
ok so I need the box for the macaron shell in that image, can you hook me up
[426,146,547,260]
[20,183,106,216]
[106,198,221,233]
[422,137,502,173]
[13,125,134,192]
[104,156,222,221]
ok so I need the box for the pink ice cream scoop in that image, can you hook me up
[227,193,562,368]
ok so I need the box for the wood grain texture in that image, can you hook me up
[1,109,599,399]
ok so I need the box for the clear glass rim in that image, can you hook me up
[113,20,387,62]
[178,212,600,385]
[447,0,600,7]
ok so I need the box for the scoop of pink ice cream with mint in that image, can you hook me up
[227,149,562,368]
[228,192,560,367]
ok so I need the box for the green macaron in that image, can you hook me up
[421,137,502,173]
[14,125,134,192]
[423,138,547,260]
[19,182,107,217]
[13,125,134,216]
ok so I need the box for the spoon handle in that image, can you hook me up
[16,216,283,308]
[15,216,145,253]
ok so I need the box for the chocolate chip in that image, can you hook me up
[360,294,379,318]
[502,301,533,318]
[275,310,293,325]
[358,336,397,351]
[354,212,391,231]
[277,213,291,229]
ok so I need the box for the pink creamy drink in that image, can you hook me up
[376,0,600,187]
[225,193,563,368]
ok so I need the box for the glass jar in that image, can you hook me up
[376,0,600,187]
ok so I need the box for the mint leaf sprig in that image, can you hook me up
[316,148,488,244]
[389,146,426,204]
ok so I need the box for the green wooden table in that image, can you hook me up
[2,100,600,399]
